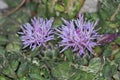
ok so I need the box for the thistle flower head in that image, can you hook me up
[57,14,100,55]
[19,17,54,50]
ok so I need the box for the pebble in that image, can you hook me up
[0,0,8,15]
[80,0,99,13]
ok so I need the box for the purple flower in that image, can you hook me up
[57,14,100,55]
[19,17,54,50]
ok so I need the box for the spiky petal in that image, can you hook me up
[19,17,54,50]
[57,14,100,55]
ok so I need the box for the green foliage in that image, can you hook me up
[0,0,120,80]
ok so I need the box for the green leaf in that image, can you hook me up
[102,63,117,79]
[94,46,102,57]
[6,43,21,52]
[80,57,88,66]
[114,52,120,63]
[109,23,118,28]
[55,4,64,12]
[26,1,38,12]
[68,70,95,80]
[11,60,19,71]
[17,62,29,77]
[115,37,120,45]
[17,77,26,80]
[53,62,72,79]
[88,58,101,72]
[0,76,6,80]
[103,46,112,57]
[0,47,5,55]
[0,36,8,45]
[80,58,101,74]
[64,49,73,61]
[29,74,43,80]
[3,67,10,75]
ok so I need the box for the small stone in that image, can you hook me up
[80,0,99,13]
[0,0,8,10]
[0,0,8,15]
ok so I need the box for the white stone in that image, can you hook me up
[0,0,8,9]
[80,0,99,13]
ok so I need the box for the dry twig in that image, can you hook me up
[110,4,120,21]
[3,0,26,16]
